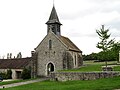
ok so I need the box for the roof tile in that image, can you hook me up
[0,57,31,69]
[59,36,82,52]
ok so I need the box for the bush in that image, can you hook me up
[0,69,12,79]
[6,69,12,79]
[0,72,6,79]
[21,68,31,80]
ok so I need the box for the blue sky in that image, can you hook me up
[0,0,120,58]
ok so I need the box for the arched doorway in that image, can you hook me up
[47,63,54,75]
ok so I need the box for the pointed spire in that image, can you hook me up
[46,6,62,36]
[46,6,62,25]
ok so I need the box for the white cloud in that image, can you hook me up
[0,0,120,57]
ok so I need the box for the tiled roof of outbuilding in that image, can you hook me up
[0,57,31,69]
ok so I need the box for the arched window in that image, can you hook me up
[49,40,52,50]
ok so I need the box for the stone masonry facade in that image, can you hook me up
[35,31,68,76]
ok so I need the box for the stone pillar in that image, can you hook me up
[31,51,37,78]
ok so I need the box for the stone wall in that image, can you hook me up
[50,72,120,81]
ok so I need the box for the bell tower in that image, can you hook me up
[46,6,62,36]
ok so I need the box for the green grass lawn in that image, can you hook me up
[61,64,102,72]
[0,80,23,85]
[0,78,38,86]
[114,66,120,71]
[60,61,120,72]
[2,76,120,90]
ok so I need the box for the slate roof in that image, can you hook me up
[46,6,62,25]
[0,57,31,69]
[59,36,82,52]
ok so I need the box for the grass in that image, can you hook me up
[0,78,37,85]
[114,66,120,71]
[0,80,23,85]
[61,64,102,72]
[60,61,120,72]
[2,76,120,90]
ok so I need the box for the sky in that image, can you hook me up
[0,0,120,58]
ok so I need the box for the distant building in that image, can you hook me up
[0,57,31,79]
[0,6,83,79]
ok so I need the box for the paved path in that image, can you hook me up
[0,78,48,89]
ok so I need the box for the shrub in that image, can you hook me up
[0,72,6,79]
[6,69,12,79]
[21,68,31,80]
[0,69,12,79]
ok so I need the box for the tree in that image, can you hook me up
[9,53,12,59]
[110,42,120,62]
[17,52,22,58]
[7,53,9,59]
[83,53,98,61]
[96,25,115,68]
[7,53,12,59]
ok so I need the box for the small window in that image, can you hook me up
[75,55,77,66]
[49,40,52,50]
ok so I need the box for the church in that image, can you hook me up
[0,6,83,79]
[31,6,83,77]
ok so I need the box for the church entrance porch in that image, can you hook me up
[47,63,54,76]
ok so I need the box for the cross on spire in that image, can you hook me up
[53,0,54,6]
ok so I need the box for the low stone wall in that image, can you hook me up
[50,72,120,81]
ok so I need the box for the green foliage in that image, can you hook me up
[0,72,6,79]
[6,69,12,79]
[0,69,12,79]
[83,53,98,61]
[96,25,114,52]
[83,42,120,62]
[84,25,120,62]
[97,51,111,61]
[86,42,120,61]
[110,42,120,62]
[21,68,31,80]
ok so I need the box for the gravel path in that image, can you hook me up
[0,78,48,89]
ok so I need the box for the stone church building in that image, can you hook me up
[31,6,83,77]
[0,6,83,79]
